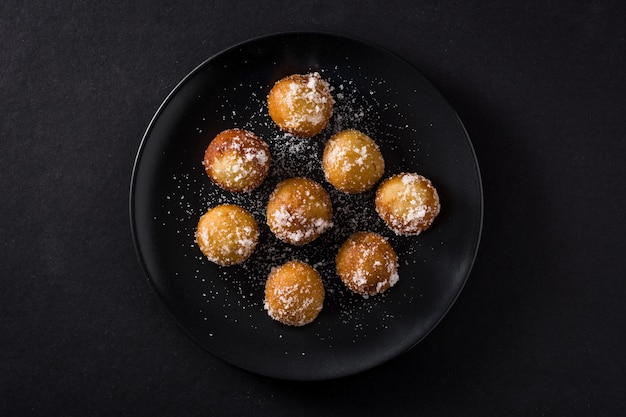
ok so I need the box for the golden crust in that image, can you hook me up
[322,129,385,193]
[195,204,259,266]
[203,129,270,192]
[267,73,333,137]
[375,173,440,235]
[264,260,325,326]
[336,232,399,297]
[266,177,333,245]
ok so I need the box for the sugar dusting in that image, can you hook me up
[280,72,332,130]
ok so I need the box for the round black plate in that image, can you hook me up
[130,32,482,380]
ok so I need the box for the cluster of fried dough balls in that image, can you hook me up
[195,71,441,327]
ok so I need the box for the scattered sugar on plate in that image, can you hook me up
[155,66,433,344]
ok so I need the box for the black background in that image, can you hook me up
[2,1,625,416]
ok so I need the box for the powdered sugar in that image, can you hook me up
[264,283,322,326]
[269,206,332,244]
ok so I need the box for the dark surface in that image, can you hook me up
[2,0,625,415]
[130,32,482,380]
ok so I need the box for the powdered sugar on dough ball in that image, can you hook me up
[375,173,441,235]
[267,72,334,138]
[266,177,333,246]
[322,129,385,193]
[203,129,270,192]
[336,232,399,298]
[195,204,259,266]
[264,260,325,326]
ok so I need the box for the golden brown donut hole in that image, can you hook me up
[267,72,334,138]
[264,260,325,326]
[322,129,385,193]
[195,204,259,266]
[266,177,333,245]
[336,232,399,297]
[375,173,441,235]
[203,128,270,192]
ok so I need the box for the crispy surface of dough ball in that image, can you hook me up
[336,232,399,297]
[195,204,259,266]
[375,173,441,235]
[203,129,270,192]
[266,177,333,245]
[322,129,385,193]
[267,72,333,138]
[264,260,325,326]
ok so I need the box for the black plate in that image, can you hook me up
[130,32,483,380]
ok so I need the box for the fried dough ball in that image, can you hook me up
[203,129,270,192]
[195,204,259,266]
[322,129,385,193]
[267,72,334,137]
[264,260,325,326]
[375,173,441,236]
[336,232,399,297]
[266,177,333,245]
